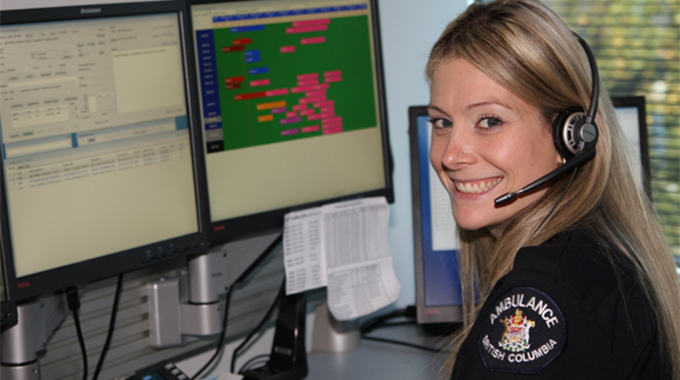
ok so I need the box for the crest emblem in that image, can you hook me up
[499,309,535,352]
[478,287,567,374]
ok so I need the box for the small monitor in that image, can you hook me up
[612,96,650,197]
[409,106,463,326]
[0,1,207,301]
[190,0,393,242]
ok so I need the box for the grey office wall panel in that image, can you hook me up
[34,243,321,380]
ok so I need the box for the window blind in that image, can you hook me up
[477,0,680,255]
[547,0,680,256]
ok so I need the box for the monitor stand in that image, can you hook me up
[147,231,282,349]
[311,302,360,352]
[1,293,69,380]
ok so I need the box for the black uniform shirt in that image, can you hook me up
[451,229,664,379]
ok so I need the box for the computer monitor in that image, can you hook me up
[0,1,207,301]
[190,0,393,242]
[409,96,650,326]
[612,96,650,197]
[409,106,462,326]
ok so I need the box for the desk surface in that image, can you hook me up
[307,323,449,380]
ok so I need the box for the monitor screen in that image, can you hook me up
[0,2,206,300]
[409,106,463,325]
[190,0,393,241]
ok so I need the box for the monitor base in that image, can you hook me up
[311,302,360,352]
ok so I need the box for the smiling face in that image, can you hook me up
[429,58,562,237]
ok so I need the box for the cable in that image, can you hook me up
[72,311,88,380]
[92,274,124,380]
[360,335,445,353]
[360,305,417,333]
[530,167,578,241]
[230,279,286,374]
[66,287,88,380]
[237,354,270,374]
[192,287,233,380]
[360,307,409,333]
[367,320,418,330]
[359,306,448,353]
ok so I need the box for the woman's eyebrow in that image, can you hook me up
[464,100,512,113]
[427,104,447,115]
[427,100,514,116]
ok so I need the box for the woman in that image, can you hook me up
[426,0,680,378]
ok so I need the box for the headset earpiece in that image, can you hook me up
[550,35,601,163]
[552,105,599,161]
[552,106,586,160]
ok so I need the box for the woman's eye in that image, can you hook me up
[429,118,452,129]
[478,116,502,129]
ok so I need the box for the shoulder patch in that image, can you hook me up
[477,286,567,374]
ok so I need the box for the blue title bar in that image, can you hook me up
[213,4,367,23]
[230,25,266,33]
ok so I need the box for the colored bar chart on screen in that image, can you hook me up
[196,5,378,152]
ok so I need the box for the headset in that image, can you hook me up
[494,35,600,205]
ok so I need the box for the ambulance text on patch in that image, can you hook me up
[477,287,567,374]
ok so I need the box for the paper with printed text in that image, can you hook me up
[282,197,400,320]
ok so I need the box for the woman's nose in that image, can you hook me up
[441,129,476,170]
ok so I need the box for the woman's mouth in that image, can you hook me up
[454,178,502,194]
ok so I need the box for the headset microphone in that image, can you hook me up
[494,146,595,204]
[494,35,600,206]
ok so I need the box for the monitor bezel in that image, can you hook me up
[409,105,463,325]
[188,0,395,245]
[0,0,209,302]
[611,96,651,199]
[0,223,18,328]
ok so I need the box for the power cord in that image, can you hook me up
[367,320,418,329]
[192,286,234,380]
[237,353,270,374]
[361,335,445,353]
[360,306,448,354]
[230,279,285,374]
[360,306,413,333]
[92,273,124,380]
[66,287,88,380]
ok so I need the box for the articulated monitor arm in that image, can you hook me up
[1,293,69,380]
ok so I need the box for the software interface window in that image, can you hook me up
[192,0,387,222]
[0,14,199,277]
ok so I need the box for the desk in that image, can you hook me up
[307,324,448,380]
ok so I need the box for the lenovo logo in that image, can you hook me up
[80,7,102,14]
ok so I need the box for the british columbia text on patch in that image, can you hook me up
[477,287,566,374]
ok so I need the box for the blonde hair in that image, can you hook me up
[427,0,680,378]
